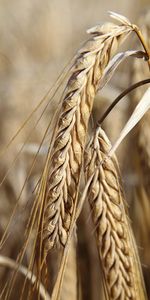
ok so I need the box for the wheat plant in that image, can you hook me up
[0,11,149,300]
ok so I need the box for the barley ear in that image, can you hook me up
[84,127,147,300]
[42,19,134,253]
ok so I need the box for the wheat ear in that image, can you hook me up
[43,18,134,252]
[84,127,147,300]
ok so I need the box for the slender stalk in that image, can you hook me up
[98,78,150,125]
[132,25,150,69]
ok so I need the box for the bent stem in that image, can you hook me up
[97,78,150,125]
[133,25,150,68]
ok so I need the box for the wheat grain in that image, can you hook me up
[42,19,134,252]
[84,127,147,300]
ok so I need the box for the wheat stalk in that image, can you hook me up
[42,17,135,253]
[84,127,147,300]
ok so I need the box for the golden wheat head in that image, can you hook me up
[84,127,147,300]
[42,19,134,252]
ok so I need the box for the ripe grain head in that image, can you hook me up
[42,19,134,253]
[84,127,147,300]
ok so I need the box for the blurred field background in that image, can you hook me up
[0,0,150,299]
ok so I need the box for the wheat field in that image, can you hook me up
[0,1,150,300]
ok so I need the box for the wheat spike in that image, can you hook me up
[84,127,147,300]
[43,19,133,252]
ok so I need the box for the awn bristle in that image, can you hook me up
[93,92,129,165]
[43,21,133,252]
[84,127,147,300]
[61,236,77,300]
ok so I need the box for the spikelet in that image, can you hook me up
[43,18,134,252]
[84,127,147,300]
